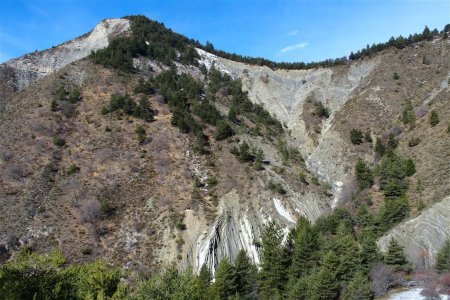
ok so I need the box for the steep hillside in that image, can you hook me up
[0,18,130,104]
[0,16,449,279]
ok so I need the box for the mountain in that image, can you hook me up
[0,15,449,284]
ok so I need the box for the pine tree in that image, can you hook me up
[359,228,383,272]
[288,217,320,282]
[198,264,211,289]
[234,250,257,299]
[259,221,286,300]
[228,105,238,122]
[239,141,252,162]
[355,159,374,190]
[386,133,398,151]
[334,233,361,282]
[286,275,311,300]
[384,238,412,272]
[374,137,385,157]
[311,251,340,300]
[430,110,439,126]
[211,258,237,299]
[350,129,364,145]
[356,204,374,229]
[254,149,264,171]
[436,239,450,273]
[341,271,373,300]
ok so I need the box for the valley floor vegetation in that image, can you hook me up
[2,214,450,299]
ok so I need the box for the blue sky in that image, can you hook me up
[0,0,449,63]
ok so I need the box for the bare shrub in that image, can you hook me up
[80,200,101,223]
[338,177,357,202]
[415,105,428,118]
[370,263,404,297]
[60,102,76,118]
[440,273,450,295]
[390,126,402,136]
[0,150,12,162]
[4,164,29,180]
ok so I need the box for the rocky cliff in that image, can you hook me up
[0,18,129,101]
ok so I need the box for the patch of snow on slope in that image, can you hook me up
[273,198,295,223]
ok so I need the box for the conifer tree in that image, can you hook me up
[374,137,386,157]
[211,258,237,299]
[334,233,361,282]
[311,251,340,300]
[259,221,286,300]
[356,204,374,229]
[436,239,450,273]
[384,238,412,272]
[286,275,311,300]
[355,159,374,190]
[430,110,439,126]
[198,264,211,290]
[341,271,374,300]
[359,228,383,272]
[234,249,258,299]
[254,149,264,171]
[288,217,320,282]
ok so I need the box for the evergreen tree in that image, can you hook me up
[356,204,374,229]
[402,158,416,177]
[378,196,410,231]
[402,100,415,125]
[430,110,439,126]
[234,250,258,299]
[374,137,385,157]
[311,251,340,300]
[198,264,212,290]
[350,129,364,145]
[359,228,383,272]
[259,221,286,300]
[341,271,373,300]
[228,105,238,122]
[384,238,412,272]
[288,217,320,283]
[239,141,253,162]
[386,133,398,151]
[436,239,450,273]
[211,258,237,299]
[286,275,311,300]
[254,149,264,171]
[355,159,374,190]
[334,233,361,282]
[364,130,373,143]
[215,120,234,140]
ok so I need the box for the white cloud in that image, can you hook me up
[287,30,299,36]
[279,42,309,53]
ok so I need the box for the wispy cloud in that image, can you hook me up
[279,42,309,53]
[287,30,299,36]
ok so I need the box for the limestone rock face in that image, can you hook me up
[378,196,450,269]
[1,18,130,93]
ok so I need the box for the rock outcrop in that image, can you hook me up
[378,196,450,269]
[0,18,129,97]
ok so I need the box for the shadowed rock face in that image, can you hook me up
[378,196,450,269]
